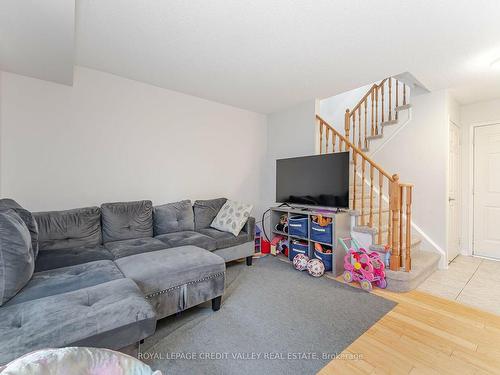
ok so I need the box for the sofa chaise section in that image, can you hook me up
[0,277,156,365]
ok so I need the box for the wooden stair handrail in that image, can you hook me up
[316,115,394,181]
[316,114,414,272]
[350,78,388,114]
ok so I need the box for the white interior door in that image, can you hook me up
[448,122,460,262]
[474,123,500,259]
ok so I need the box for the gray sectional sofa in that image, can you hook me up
[0,198,255,365]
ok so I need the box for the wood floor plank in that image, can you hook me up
[319,284,500,375]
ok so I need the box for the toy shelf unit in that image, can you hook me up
[270,206,350,276]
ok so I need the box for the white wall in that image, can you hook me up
[369,90,450,262]
[0,67,267,215]
[319,82,373,132]
[460,98,500,255]
[262,99,318,208]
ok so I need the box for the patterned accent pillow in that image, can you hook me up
[210,200,253,236]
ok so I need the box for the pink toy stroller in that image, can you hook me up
[339,238,387,291]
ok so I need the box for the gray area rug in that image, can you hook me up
[141,256,396,374]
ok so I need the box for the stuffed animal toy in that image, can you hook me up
[311,215,332,227]
[275,214,288,233]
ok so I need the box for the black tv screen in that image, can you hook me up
[276,152,350,208]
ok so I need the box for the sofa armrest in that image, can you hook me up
[242,217,256,242]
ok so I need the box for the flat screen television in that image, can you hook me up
[276,152,350,208]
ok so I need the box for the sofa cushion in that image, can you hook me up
[34,246,114,272]
[197,228,249,250]
[34,207,102,251]
[5,260,123,306]
[0,278,156,366]
[155,231,216,251]
[105,238,169,259]
[0,199,39,258]
[114,246,225,298]
[193,198,227,230]
[101,201,153,243]
[0,210,35,306]
[153,200,194,235]
[210,200,253,236]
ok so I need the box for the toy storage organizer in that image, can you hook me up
[270,206,350,276]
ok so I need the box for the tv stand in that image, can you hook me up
[270,206,350,276]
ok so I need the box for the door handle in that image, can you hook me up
[448,198,456,202]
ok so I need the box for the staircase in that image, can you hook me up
[317,77,439,292]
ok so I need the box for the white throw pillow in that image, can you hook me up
[210,200,253,236]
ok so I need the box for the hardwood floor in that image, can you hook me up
[318,286,500,375]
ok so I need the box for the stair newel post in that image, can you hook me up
[389,78,392,121]
[352,151,357,210]
[399,185,404,268]
[344,109,351,150]
[395,79,399,120]
[319,119,324,154]
[405,186,413,271]
[378,171,383,244]
[389,174,401,271]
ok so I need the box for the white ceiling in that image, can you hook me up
[0,0,74,85]
[3,1,500,113]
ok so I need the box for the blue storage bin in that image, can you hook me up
[310,221,333,244]
[290,240,309,260]
[314,249,333,271]
[289,216,308,238]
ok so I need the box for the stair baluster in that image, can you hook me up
[378,171,383,244]
[389,78,392,121]
[396,79,399,120]
[361,158,366,226]
[352,150,357,210]
[316,115,413,271]
[357,107,362,148]
[325,126,330,153]
[381,84,385,123]
[369,165,374,227]
[364,101,368,149]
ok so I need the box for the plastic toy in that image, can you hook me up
[275,214,288,233]
[293,253,309,271]
[339,237,387,291]
[307,258,325,277]
[278,238,289,257]
[270,235,284,256]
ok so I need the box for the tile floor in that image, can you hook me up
[418,255,500,315]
